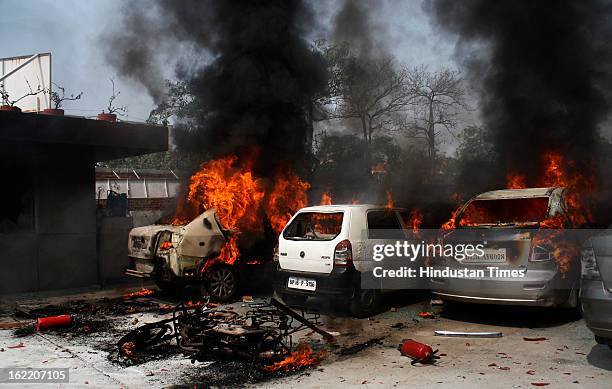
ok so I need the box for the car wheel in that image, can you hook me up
[349,288,382,318]
[204,266,238,302]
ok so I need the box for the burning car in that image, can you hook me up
[431,187,582,308]
[126,209,240,301]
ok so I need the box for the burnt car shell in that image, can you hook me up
[430,187,581,307]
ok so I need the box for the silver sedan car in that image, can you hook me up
[430,187,580,308]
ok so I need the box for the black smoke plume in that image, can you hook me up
[425,0,612,189]
[106,0,328,178]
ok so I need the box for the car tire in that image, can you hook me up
[349,288,382,318]
[203,265,238,302]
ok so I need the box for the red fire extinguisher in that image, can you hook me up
[36,315,73,331]
[398,339,439,365]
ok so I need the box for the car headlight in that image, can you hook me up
[581,242,600,279]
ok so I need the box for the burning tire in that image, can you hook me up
[203,265,238,302]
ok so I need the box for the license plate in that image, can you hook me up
[462,248,507,263]
[287,277,316,291]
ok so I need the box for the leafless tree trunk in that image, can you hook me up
[398,66,469,176]
[326,55,416,146]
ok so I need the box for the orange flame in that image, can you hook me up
[123,288,154,300]
[441,193,463,230]
[265,170,310,234]
[385,190,394,210]
[121,341,136,357]
[264,343,326,372]
[320,192,332,205]
[506,173,527,189]
[406,209,423,233]
[172,155,310,268]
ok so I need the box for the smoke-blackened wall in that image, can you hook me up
[425,0,612,187]
[106,0,328,178]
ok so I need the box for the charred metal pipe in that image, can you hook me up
[434,330,502,338]
[270,298,334,341]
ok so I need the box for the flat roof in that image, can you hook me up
[0,110,168,161]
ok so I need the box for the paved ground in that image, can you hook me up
[1,285,611,388]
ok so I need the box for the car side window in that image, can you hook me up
[367,210,403,239]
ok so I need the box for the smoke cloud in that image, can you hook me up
[424,0,612,186]
[105,0,328,178]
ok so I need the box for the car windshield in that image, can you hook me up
[283,212,344,241]
[457,197,550,227]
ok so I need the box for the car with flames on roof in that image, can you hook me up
[273,204,418,318]
[430,187,582,308]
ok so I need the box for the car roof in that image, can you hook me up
[296,204,404,212]
[473,187,563,200]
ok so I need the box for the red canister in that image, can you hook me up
[36,315,73,331]
[398,339,439,364]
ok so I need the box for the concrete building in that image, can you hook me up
[0,111,167,294]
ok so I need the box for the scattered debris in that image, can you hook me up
[531,383,550,386]
[434,330,502,338]
[116,298,332,372]
[7,342,25,349]
[339,337,386,356]
[390,322,404,329]
[430,299,444,306]
[242,295,254,303]
[36,314,73,331]
[418,312,435,319]
[398,339,439,365]
[0,321,29,329]
[123,288,155,300]
[526,370,536,375]
[523,337,549,342]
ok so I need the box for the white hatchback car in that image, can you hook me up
[273,204,414,317]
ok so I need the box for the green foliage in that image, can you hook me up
[99,150,209,172]
[456,126,496,161]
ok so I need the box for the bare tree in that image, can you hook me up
[399,66,469,175]
[0,80,43,107]
[105,78,127,115]
[46,82,83,109]
[329,55,416,144]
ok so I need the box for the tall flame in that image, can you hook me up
[385,190,394,210]
[264,170,310,234]
[506,173,527,189]
[320,191,333,205]
[172,155,310,267]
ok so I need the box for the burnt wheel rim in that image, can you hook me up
[209,268,236,299]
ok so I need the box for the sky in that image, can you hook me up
[0,0,459,127]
